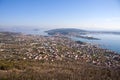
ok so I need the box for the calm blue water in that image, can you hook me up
[72,33,120,54]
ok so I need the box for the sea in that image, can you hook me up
[72,33,120,54]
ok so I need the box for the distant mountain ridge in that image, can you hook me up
[45,28,86,35]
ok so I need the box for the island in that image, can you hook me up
[45,28,100,40]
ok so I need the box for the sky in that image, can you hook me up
[0,0,120,31]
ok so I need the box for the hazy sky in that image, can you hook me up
[0,0,120,30]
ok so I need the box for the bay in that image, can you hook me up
[72,33,120,53]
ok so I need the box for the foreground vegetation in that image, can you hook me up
[0,60,120,80]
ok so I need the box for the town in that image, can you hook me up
[0,32,120,68]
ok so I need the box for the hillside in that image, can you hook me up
[0,32,120,80]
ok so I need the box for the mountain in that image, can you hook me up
[45,28,86,35]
